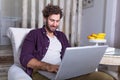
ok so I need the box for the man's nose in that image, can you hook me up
[53,21,57,26]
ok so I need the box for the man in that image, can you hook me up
[20,4,114,80]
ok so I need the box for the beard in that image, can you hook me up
[45,20,58,33]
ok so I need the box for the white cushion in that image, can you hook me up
[7,27,33,65]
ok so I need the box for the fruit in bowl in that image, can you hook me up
[88,33,107,45]
[88,33,106,40]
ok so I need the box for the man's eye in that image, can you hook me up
[56,20,60,22]
[49,19,60,22]
[49,19,54,22]
[51,20,54,22]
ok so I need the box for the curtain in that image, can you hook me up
[22,0,82,46]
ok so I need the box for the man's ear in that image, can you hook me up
[43,17,46,23]
[43,17,46,25]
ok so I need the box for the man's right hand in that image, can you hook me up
[46,64,59,73]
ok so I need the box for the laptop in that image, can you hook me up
[38,45,107,80]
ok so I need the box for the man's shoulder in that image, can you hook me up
[29,28,42,34]
[55,30,64,35]
[55,30,66,38]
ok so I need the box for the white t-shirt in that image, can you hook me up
[41,36,62,65]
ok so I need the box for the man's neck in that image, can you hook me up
[47,32,54,38]
[45,28,54,38]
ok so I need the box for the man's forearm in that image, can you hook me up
[27,58,50,70]
[27,58,59,72]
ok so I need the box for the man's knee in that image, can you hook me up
[88,71,115,80]
[69,71,115,80]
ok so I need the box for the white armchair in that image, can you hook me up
[7,27,33,80]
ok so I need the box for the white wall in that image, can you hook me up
[81,0,118,47]
[105,0,117,47]
[81,0,105,46]
[0,0,22,45]
[114,0,120,48]
[1,0,22,18]
[0,0,1,44]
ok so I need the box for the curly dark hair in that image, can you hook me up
[42,4,63,19]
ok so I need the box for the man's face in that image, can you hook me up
[45,14,60,32]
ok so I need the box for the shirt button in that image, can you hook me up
[46,47,48,49]
[43,32,45,34]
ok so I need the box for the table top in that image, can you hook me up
[100,48,120,66]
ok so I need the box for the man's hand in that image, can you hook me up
[46,64,59,73]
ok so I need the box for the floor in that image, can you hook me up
[0,45,13,80]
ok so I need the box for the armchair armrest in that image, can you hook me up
[8,64,32,80]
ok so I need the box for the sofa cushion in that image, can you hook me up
[7,27,33,65]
